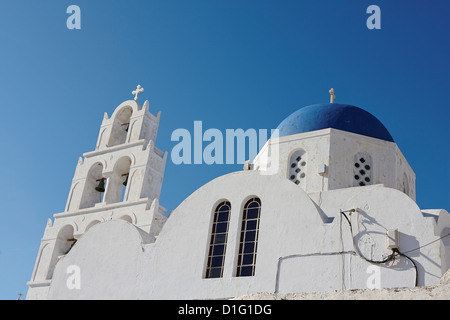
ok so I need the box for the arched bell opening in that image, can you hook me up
[47,225,76,279]
[80,163,106,209]
[104,157,131,204]
[108,107,133,147]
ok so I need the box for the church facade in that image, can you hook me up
[26,91,450,299]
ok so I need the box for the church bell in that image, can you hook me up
[122,174,128,186]
[95,179,106,192]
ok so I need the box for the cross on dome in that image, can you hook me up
[329,88,335,103]
[132,85,144,101]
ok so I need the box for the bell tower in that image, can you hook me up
[26,86,168,299]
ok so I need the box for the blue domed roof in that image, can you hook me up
[273,103,394,142]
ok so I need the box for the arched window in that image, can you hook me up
[205,201,231,278]
[236,197,261,277]
[353,152,373,187]
[288,149,307,187]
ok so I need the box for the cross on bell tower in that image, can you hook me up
[132,85,144,101]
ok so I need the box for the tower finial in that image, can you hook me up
[329,88,335,103]
[132,85,144,101]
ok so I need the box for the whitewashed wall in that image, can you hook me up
[44,170,448,299]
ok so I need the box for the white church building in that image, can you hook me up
[26,88,450,299]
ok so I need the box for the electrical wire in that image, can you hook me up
[340,210,397,264]
[403,233,450,254]
[340,209,418,286]
[274,251,357,293]
[274,209,438,293]
[393,248,418,287]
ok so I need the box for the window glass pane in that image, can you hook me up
[214,233,227,245]
[246,208,259,219]
[217,211,229,222]
[246,219,257,230]
[247,201,259,209]
[243,242,255,254]
[242,254,254,265]
[215,222,228,233]
[212,244,225,256]
[210,256,223,268]
[209,267,222,278]
[244,230,256,242]
[218,205,230,213]
[239,266,254,277]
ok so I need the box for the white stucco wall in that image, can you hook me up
[234,269,450,300]
[48,220,151,299]
[42,170,449,300]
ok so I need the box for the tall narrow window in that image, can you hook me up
[205,201,231,278]
[236,197,261,277]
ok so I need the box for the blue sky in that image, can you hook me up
[0,0,449,299]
